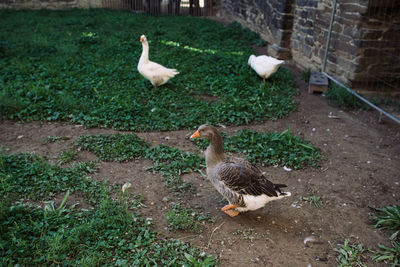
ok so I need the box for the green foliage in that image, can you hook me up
[334,239,367,267]
[45,135,70,143]
[0,152,105,202]
[372,241,400,267]
[301,195,323,208]
[0,9,298,131]
[325,83,364,109]
[167,203,214,233]
[57,148,78,165]
[75,133,149,162]
[0,152,217,266]
[302,69,311,83]
[76,134,205,193]
[0,198,217,266]
[146,144,205,193]
[192,128,321,169]
[372,205,400,241]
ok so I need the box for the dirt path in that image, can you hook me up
[1,65,399,266]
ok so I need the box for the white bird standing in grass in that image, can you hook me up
[248,55,284,82]
[137,35,179,88]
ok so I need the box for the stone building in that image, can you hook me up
[221,0,400,92]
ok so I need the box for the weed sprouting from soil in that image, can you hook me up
[334,239,367,267]
[301,195,323,208]
[371,205,400,241]
[167,203,214,233]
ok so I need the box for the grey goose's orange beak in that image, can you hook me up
[190,130,200,139]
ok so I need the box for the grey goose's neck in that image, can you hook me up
[205,131,225,167]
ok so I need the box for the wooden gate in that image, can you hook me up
[102,0,215,16]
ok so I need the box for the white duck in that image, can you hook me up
[248,55,284,82]
[190,124,291,217]
[137,35,179,88]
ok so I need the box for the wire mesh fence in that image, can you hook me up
[322,0,400,123]
[101,0,214,16]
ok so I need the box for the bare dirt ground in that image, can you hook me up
[1,65,399,266]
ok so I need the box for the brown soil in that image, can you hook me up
[1,65,399,267]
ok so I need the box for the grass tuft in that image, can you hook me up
[371,205,400,241]
[334,239,367,267]
[167,203,214,233]
[372,241,400,267]
[301,195,323,208]
[325,83,364,109]
[57,148,78,165]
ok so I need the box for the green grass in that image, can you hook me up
[372,241,400,267]
[325,83,365,109]
[45,135,70,143]
[0,152,106,202]
[146,144,205,193]
[75,133,205,193]
[75,133,149,162]
[167,203,214,233]
[192,128,321,169]
[334,239,367,267]
[57,148,78,165]
[371,205,400,241]
[0,152,217,266]
[302,69,311,83]
[370,205,400,266]
[0,9,298,131]
[301,195,323,208]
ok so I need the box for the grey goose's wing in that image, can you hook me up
[216,160,279,197]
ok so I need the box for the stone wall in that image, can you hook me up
[291,0,368,84]
[221,0,399,89]
[221,0,295,58]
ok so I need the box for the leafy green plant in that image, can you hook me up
[302,69,311,83]
[0,152,106,202]
[325,83,365,109]
[0,9,298,131]
[76,133,205,193]
[192,128,321,169]
[301,195,323,208]
[372,241,400,267]
[371,205,400,241]
[334,239,367,267]
[0,197,217,266]
[167,203,214,233]
[45,135,70,143]
[57,148,78,165]
[0,152,217,266]
[146,144,205,193]
[75,133,149,162]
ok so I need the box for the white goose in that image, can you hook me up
[137,35,179,88]
[248,55,284,82]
